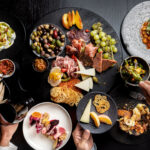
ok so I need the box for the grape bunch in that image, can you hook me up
[90,22,118,59]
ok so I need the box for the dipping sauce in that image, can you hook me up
[0,59,14,76]
[34,58,47,72]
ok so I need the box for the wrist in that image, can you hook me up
[0,135,12,146]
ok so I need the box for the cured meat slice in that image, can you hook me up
[84,43,98,59]
[93,51,103,73]
[102,59,117,72]
[67,29,90,43]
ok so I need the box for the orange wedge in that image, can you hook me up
[75,10,83,29]
[98,114,112,125]
[90,112,100,127]
[62,13,70,29]
[68,11,72,27]
[72,10,76,25]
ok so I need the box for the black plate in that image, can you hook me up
[0,11,26,59]
[109,84,150,145]
[76,91,117,134]
[21,7,123,100]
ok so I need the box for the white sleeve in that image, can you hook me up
[91,143,97,150]
[0,143,17,150]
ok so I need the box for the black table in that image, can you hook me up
[1,0,150,150]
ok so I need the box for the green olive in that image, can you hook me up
[93,76,99,83]
[36,46,40,54]
[56,40,62,47]
[52,39,56,45]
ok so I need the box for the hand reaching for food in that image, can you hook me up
[139,80,150,105]
[72,124,94,150]
[0,123,18,146]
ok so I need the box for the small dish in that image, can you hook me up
[32,57,49,73]
[76,91,117,134]
[0,59,15,78]
[120,56,150,87]
[29,23,66,59]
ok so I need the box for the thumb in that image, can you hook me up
[82,129,90,141]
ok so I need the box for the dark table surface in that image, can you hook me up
[1,0,150,150]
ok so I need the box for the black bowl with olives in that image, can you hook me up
[30,24,66,59]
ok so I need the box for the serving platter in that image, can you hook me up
[0,11,26,59]
[109,84,150,145]
[23,102,72,150]
[20,7,123,101]
[121,1,150,64]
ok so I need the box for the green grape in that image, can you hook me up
[90,31,95,36]
[99,32,106,39]
[98,48,102,53]
[94,35,99,40]
[104,46,110,52]
[107,35,111,40]
[100,41,106,47]
[97,27,102,32]
[92,24,98,30]
[95,39,100,44]
[110,38,116,45]
[103,53,109,59]
[113,47,118,53]
[110,45,115,51]
[97,22,102,27]
[102,36,107,41]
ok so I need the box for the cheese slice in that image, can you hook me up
[80,99,92,123]
[75,68,95,76]
[75,78,90,92]
[88,77,93,89]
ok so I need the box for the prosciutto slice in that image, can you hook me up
[52,56,79,78]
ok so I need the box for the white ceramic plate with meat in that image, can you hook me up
[23,102,72,150]
[121,1,150,63]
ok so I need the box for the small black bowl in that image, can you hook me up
[32,57,49,73]
[120,56,150,87]
[76,91,118,134]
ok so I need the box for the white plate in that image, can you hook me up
[23,102,72,150]
[121,1,150,63]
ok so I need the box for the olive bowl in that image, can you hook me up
[29,23,66,59]
[120,56,150,87]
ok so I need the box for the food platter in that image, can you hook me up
[23,102,72,150]
[109,84,150,145]
[76,91,117,134]
[0,11,26,59]
[121,1,150,63]
[20,7,123,102]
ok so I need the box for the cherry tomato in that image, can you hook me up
[53,30,58,38]
[85,29,90,33]
[71,55,77,62]
[61,68,67,73]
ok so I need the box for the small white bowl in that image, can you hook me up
[0,59,16,78]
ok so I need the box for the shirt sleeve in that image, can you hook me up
[91,143,97,150]
[0,143,17,150]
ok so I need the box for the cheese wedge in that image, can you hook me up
[88,77,93,89]
[80,99,92,123]
[75,78,90,92]
[75,68,95,76]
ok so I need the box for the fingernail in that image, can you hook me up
[139,81,144,85]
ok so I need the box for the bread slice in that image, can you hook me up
[102,59,117,72]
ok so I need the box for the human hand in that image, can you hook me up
[139,80,150,105]
[0,123,18,146]
[72,124,93,150]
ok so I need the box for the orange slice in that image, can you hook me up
[98,114,112,125]
[68,11,72,27]
[31,112,42,118]
[62,13,70,29]
[75,10,83,29]
[90,112,100,127]
[72,10,76,25]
